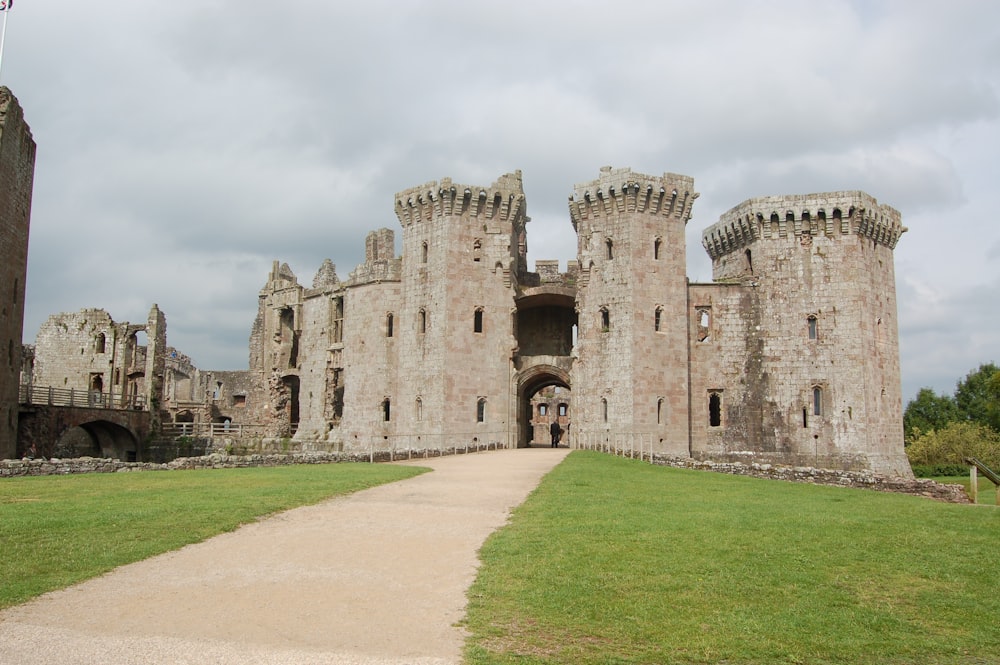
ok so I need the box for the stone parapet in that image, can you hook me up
[394,171,526,226]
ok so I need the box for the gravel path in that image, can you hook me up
[0,447,570,664]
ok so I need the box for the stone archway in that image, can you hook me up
[515,364,571,449]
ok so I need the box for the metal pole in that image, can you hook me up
[0,8,9,84]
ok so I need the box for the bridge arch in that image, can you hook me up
[55,419,139,461]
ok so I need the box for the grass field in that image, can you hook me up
[464,451,1000,665]
[0,463,426,610]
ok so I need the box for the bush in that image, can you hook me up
[905,421,1000,470]
[910,464,970,478]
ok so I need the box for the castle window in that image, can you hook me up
[95,333,106,354]
[421,241,428,263]
[745,249,753,275]
[477,398,487,423]
[697,307,711,342]
[654,307,663,332]
[473,239,482,262]
[657,397,665,425]
[807,315,817,340]
[559,403,568,417]
[539,404,547,416]
[708,392,722,427]
[234,395,246,407]
[386,313,394,338]
[602,398,609,423]
[802,407,808,428]
[419,309,427,334]
[213,382,222,400]
[415,397,423,422]
[654,238,662,260]
[382,398,391,422]
[813,386,823,416]
[600,307,610,332]
[474,308,484,333]
[606,238,614,260]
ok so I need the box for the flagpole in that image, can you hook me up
[0,9,8,84]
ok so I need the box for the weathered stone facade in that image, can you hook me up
[19,165,912,477]
[240,166,910,476]
[0,87,35,459]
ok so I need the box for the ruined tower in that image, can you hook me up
[570,167,697,455]
[698,192,911,475]
[0,87,35,459]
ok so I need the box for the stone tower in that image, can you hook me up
[570,167,697,455]
[385,172,527,449]
[698,192,911,475]
[0,87,36,459]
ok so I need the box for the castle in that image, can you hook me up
[5,81,911,474]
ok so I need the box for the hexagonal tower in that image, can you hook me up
[698,191,911,475]
[570,166,697,454]
[0,87,35,459]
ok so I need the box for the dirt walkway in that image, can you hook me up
[0,447,569,664]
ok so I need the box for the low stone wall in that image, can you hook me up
[0,442,505,478]
[648,454,971,503]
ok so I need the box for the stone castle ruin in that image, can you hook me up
[3,83,911,477]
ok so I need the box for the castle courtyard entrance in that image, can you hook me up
[512,287,577,449]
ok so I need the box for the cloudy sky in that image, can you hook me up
[3,0,998,404]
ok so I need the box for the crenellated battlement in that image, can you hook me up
[393,171,527,226]
[702,191,907,260]
[568,166,697,228]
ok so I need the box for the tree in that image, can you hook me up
[905,421,1000,470]
[953,363,1000,433]
[903,387,958,444]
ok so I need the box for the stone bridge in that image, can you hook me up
[17,387,152,461]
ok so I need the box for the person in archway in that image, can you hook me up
[550,419,561,448]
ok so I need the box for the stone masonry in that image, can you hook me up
[0,87,36,460]
[20,165,913,477]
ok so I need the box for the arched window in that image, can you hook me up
[654,237,662,260]
[709,392,722,427]
[606,238,614,260]
[601,397,609,423]
[382,398,391,422]
[657,397,665,425]
[474,308,484,333]
[813,386,823,416]
[654,307,663,332]
[386,313,394,338]
[807,315,818,340]
[415,397,423,422]
[421,241,428,263]
[419,309,427,334]
[477,398,487,423]
[600,307,610,333]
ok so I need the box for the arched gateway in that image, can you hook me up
[513,287,577,448]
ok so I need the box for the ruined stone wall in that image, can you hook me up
[701,193,910,476]
[570,167,695,455]
[0,88,35,459]
[31,309,150,408]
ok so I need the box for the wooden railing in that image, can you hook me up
[160,422,268,438]
[18,385,146,410]
[964,457,1000,504]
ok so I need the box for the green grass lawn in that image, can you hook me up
[0,463,426,610]
[464,451,1000,665]
[932,476,999,506]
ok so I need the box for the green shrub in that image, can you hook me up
[910,464,969,478]
[906,421,1000,469]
